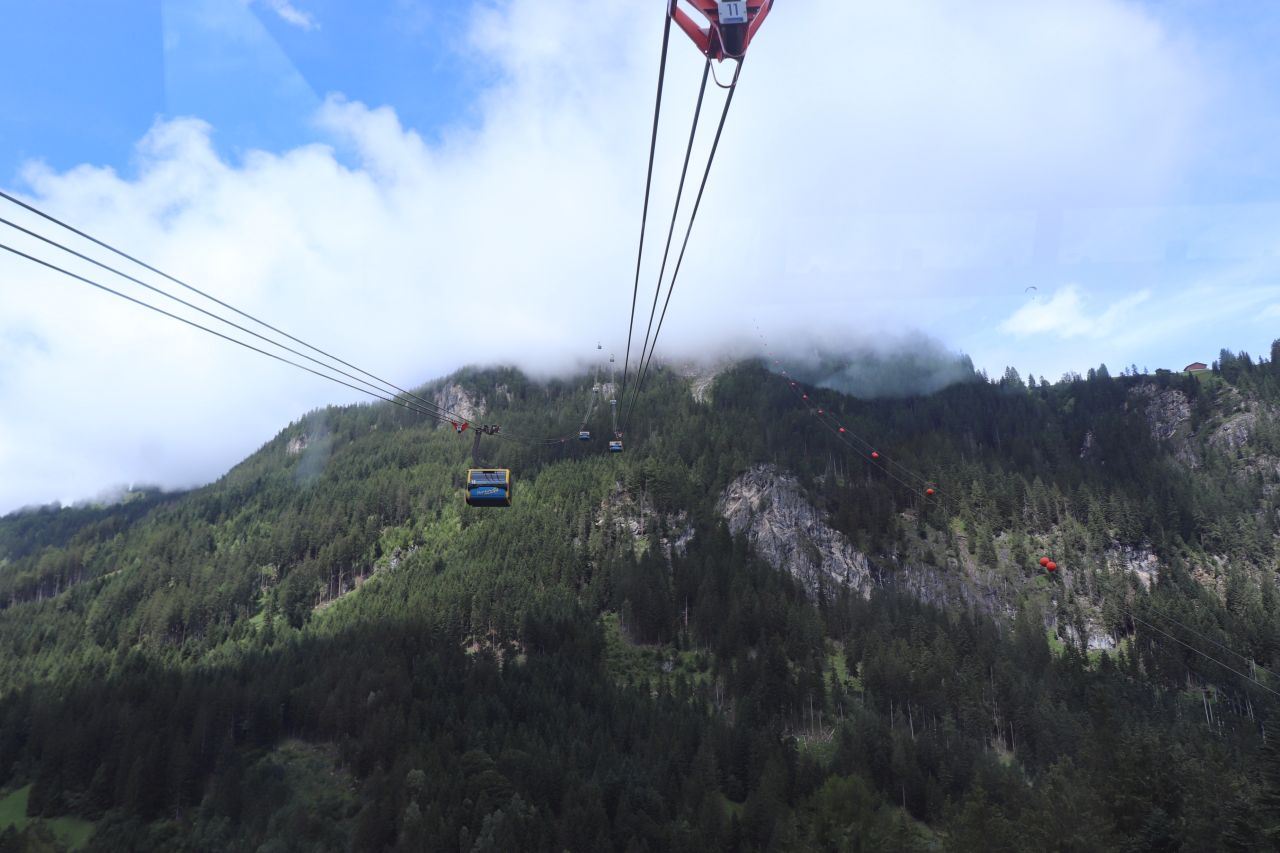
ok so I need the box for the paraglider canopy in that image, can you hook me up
[871,451,880,460]
[925,487,936,496]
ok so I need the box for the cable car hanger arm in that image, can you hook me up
[670,0,773,62]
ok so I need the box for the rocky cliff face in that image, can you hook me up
[597,483,695,560]
[1129,381,1280,475]
[1129,384,1191,443]
[1207,392,1277,455]
[716,465,1023,613]
[716,465,873,598]
[435,384,485,423]
[673,360,727,404]
[712,466,1239,649]
[1104,544,1159,591]
[1128,383,1198,466]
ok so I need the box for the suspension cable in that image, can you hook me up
[621,5,674,411]
[0,240,452,424]
[0,190,462,424]
[627,57,711,423]
[782,375,935,497]
[1133,598,1280,685]
[1124,607,1280,700]
[769,338,1278,698]
[0,214,461,421]
[0,193,590,445]
[624,60,743,431]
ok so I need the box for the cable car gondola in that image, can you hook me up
[466,469,512,507]
[609,440,623,453]
[579,430,591,441]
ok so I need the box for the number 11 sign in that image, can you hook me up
[717,1,747,25]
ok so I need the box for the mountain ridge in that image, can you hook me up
[1,348,1279,850]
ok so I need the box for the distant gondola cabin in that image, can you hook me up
[466,469,512,507]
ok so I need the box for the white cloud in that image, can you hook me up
[1000,285,1153,339]
[978,274,1280,381]
[254,0,317,31]
[0,0,1256,512]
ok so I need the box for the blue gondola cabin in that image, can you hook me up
[579,431,591,441]
[609,440,623,453]
[466,469,512,507]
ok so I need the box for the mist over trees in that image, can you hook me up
[774,336,978,399]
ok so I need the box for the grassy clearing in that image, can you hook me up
[717,793,745,818]
[826,639,862,692]
[0,785,96,850]
[600,612,714,693]
[601,611,653,687]
[49,815,96,851]
[0,786,29,833]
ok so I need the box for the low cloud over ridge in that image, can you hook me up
[0,0,1233,511]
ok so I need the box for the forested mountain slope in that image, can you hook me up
[1,351,1279,851]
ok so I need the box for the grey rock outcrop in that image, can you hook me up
[717,464,872,598]
[1207,397,1275,454]
[1129,383,1191,443]
[435,384,485,423]
[1104,544,1159,590]
[673,360,727,404]
[1128,383,1197,466]
[597,484,694,560]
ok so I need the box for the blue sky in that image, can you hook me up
[0,0,485,179]
[3,0,1280,511]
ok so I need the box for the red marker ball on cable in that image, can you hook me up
[838,427,846,433]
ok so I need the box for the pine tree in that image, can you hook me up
[1259,720,1280,844]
